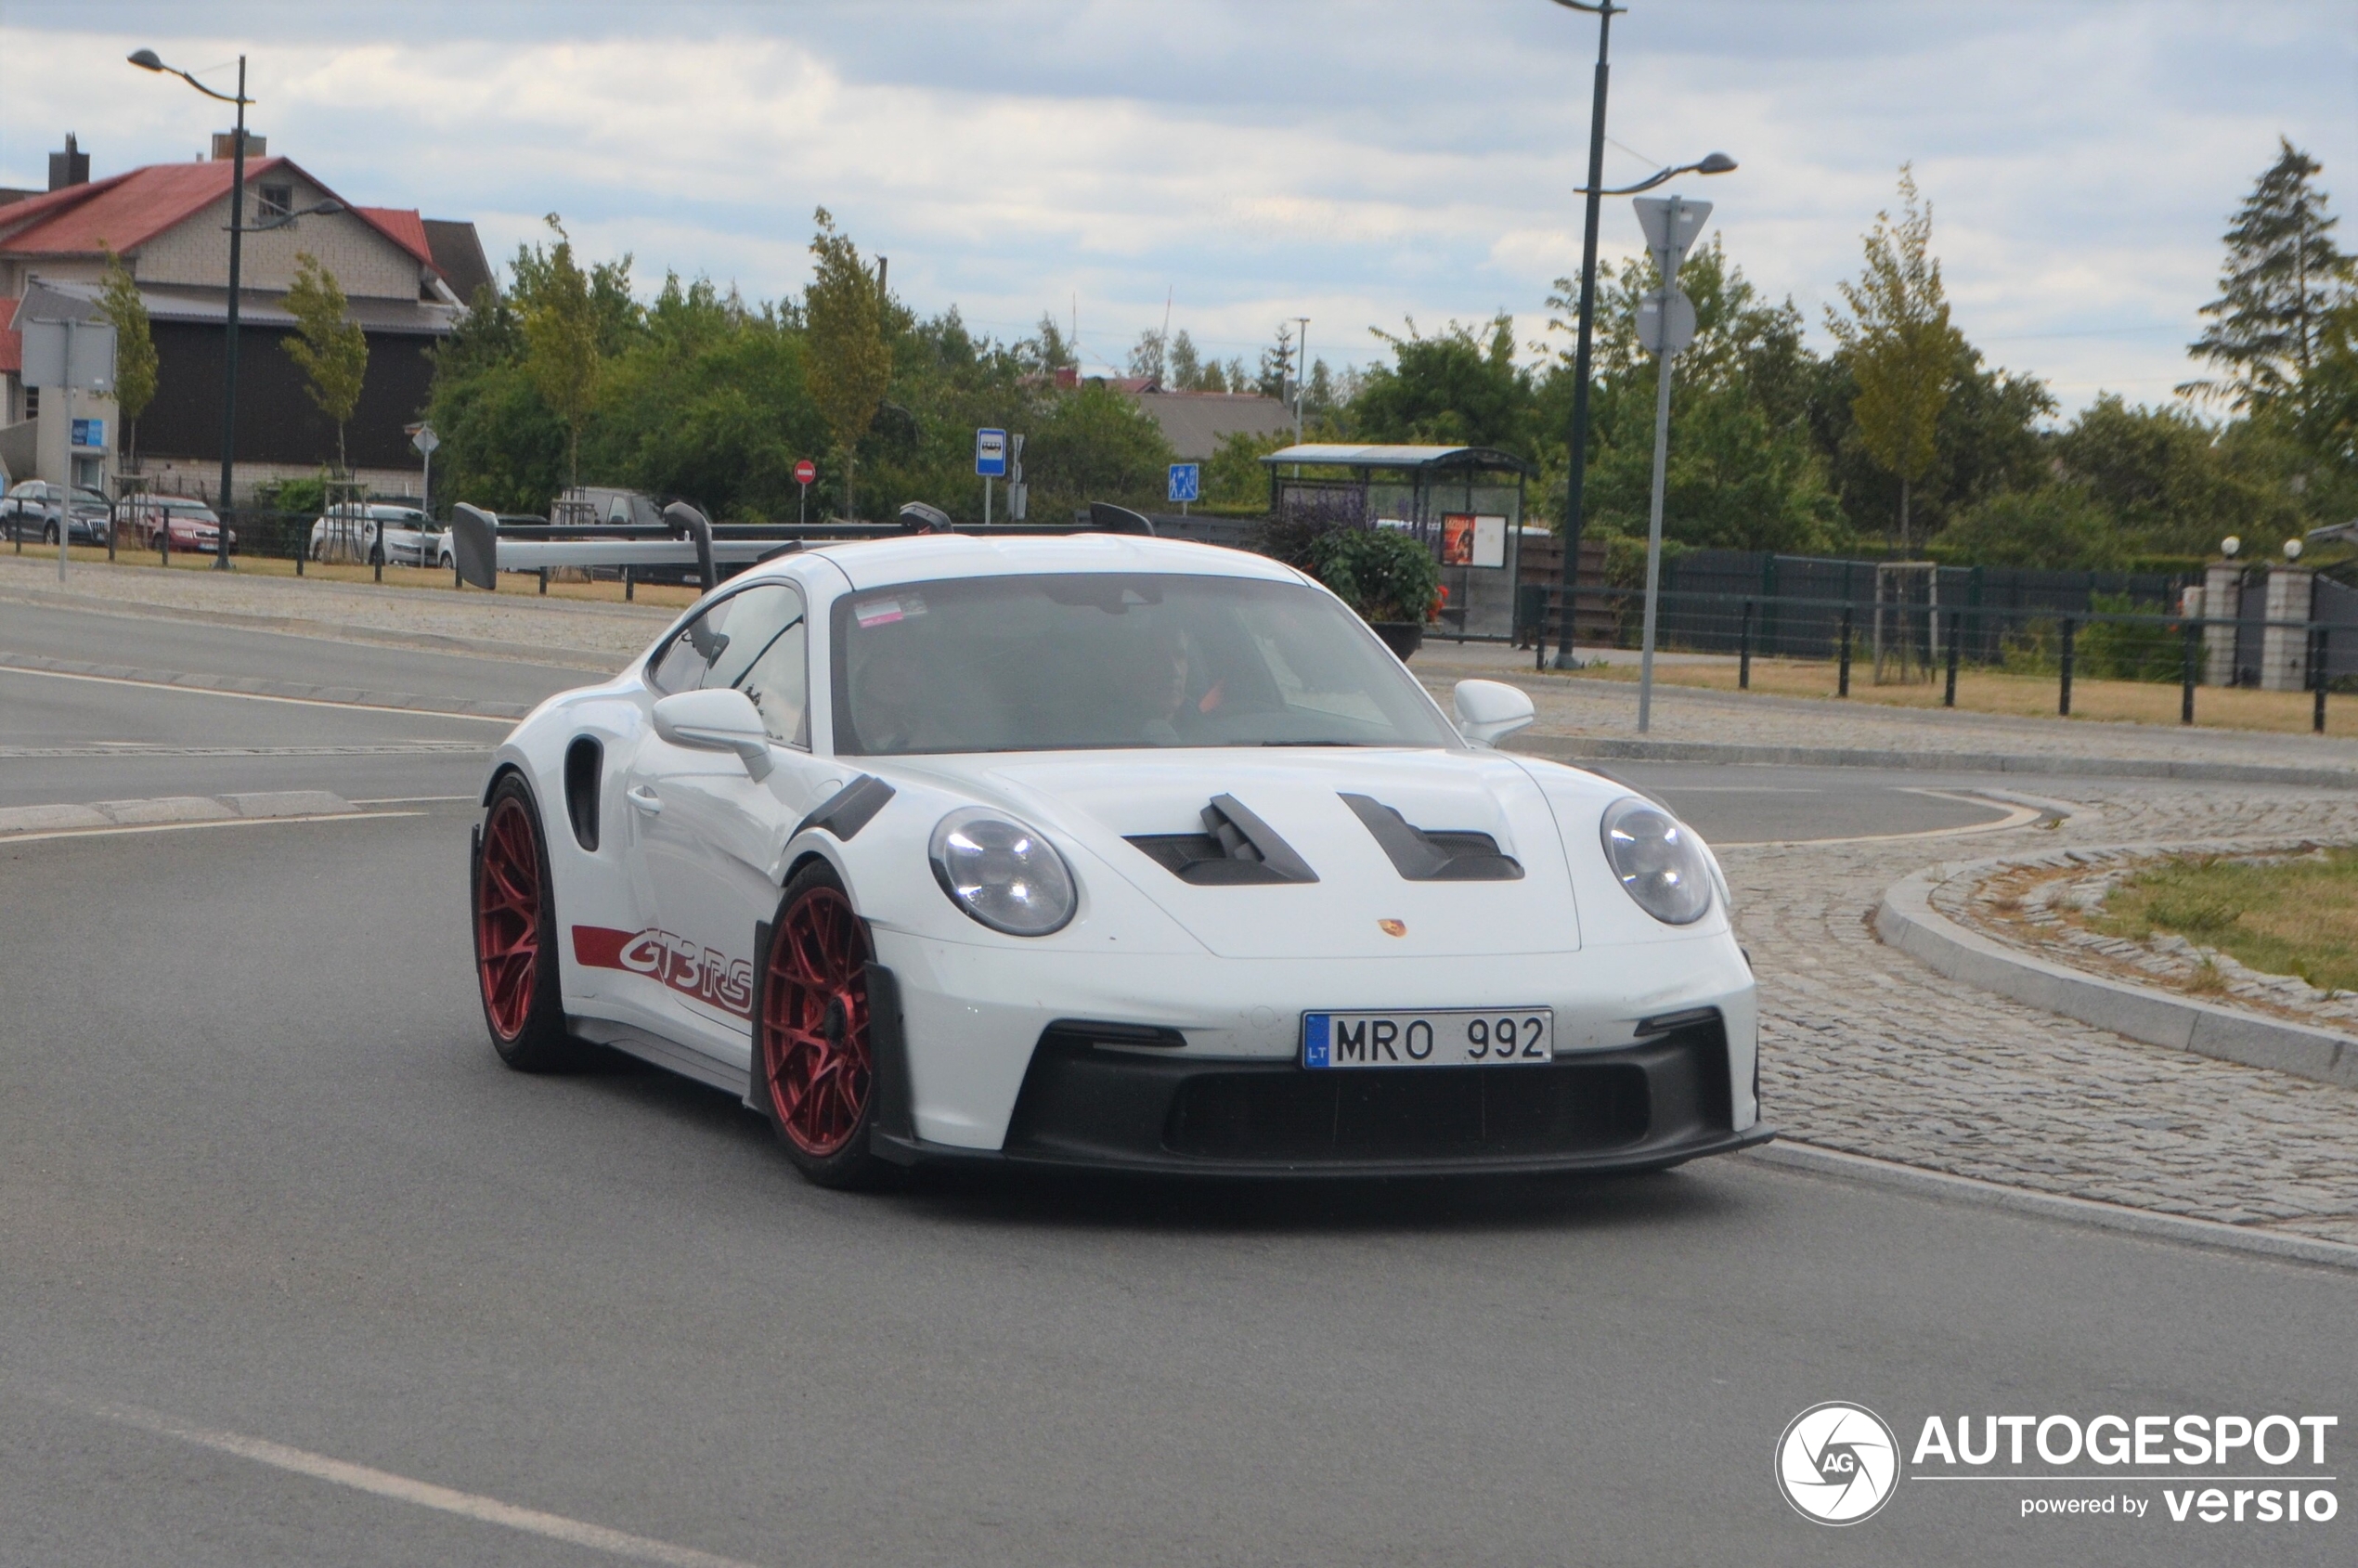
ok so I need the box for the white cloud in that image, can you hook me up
[2,0,2352,411]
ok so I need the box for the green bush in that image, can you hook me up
[1934,485,2124,569]
[2076,592,2199,682]
[1307,525,1443,623]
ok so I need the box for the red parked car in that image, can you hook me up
[118,495,237,554]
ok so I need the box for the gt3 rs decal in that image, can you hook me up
[572,925,753,1017]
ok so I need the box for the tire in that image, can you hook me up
[43,523,58,547]
[473,774,590,1071]
[756,861,893,1189]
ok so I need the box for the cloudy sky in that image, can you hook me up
[5,1,2353,417]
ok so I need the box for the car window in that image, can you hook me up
[647,582,809,747]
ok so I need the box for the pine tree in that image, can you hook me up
[2182,137,2354,410]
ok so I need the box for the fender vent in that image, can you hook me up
[564,735,602,851]
[1339,793,1522,881]
[1126,793,1318,885]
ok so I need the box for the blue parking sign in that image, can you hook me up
[1167,462,1200,503]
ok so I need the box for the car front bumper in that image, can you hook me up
[862,933,1764,1175]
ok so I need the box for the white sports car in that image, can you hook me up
[471,531,1768,1187]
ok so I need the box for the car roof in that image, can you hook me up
[803,532,1305,592]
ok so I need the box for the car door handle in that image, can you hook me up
[626,784,663,816]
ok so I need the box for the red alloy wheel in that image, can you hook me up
[762,886,874,1157]
[475,797,544,1041]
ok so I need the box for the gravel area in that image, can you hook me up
[1736,784,2358,1249]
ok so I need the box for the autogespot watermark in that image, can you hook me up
[1777,1404,2341,1530]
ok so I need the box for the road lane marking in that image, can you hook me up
[1717,792,2042,849]
[0,811,424,845]
[0,662,519,723]
[84,1399,765,1568]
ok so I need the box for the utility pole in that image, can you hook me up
[1550,0,1619,667]
[1293,316,1310,445]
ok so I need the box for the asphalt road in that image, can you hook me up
[2,606,2349,1565]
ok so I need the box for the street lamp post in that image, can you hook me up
[1543,2,1735,667]
[129,47,250,569]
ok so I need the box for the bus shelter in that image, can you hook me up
[1260,444,1537,641]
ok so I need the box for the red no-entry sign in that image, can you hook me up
[795,459,817,486]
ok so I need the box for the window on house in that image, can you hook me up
[23,386,38,421]
[258,184,293,220]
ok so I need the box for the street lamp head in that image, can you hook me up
[127,47,166,71]
[1696,152,1738,175]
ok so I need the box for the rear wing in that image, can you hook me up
[447,501,1160,593]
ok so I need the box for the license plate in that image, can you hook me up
[1302,1008,1553,1069]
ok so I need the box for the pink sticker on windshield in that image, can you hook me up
[854,593,926,628]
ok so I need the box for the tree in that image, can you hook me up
[1025,382,1174,512]
[1127,328,1167,382]
[518,216,607,492]
[1168,330,1205,390]
[1353,314,1535,453]
[1826,165,1964,552]
[97,249,156,468]
[1936,486,2124,570]
[803,207,892,519]
[2183,138,2354,410]
[281,253,369,475]
[1541,240,1843,554]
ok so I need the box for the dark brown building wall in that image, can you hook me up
[139,319,437,471]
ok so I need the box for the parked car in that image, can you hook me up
[308,503,442,566]
[118,495,237,554]
[1,480,110,546]
[554,485,663,527]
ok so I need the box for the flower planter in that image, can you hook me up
[1369,620,1424,662]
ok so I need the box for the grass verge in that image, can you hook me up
[2092,849,2358,992]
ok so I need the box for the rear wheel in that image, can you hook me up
[42,522,58,546]
[758,862,892,1188]
[473,775,588,1071]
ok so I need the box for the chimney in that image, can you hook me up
[210,130,266,162]
[47,133,90,191]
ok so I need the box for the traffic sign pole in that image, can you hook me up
[1630,194,1712,735]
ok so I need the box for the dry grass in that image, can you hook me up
[1563,655,2355,738]
[2092,849,2358,992]
[11,542,703,610]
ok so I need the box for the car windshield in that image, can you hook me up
[829,571,1458,755]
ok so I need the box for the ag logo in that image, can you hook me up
[1775,1402,1900,1524]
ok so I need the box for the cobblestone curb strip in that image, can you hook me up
[1874,849,2358,1090]
[0,791,361,837]
[1512,734,2358,790]
[1749,1142,2358,1274]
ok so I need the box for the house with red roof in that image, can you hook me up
[1,134,490,502]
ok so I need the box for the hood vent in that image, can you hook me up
[1126,793,1319,885]
[1339,793,1523,881]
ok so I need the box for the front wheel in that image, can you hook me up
[757,862,892,1189]
[473,775,589,1071]
[43,523,58,546]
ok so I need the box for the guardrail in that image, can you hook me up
[1530,585,2351,733]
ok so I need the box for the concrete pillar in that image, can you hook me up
[2202,563,2241,687]
[2259,566,2315,692]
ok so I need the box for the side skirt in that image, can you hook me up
[570,1016,753,1100]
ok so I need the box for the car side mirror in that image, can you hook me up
[1452,679,1535,748]
[652,689,774,781]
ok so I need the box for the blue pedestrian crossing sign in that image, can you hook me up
[1167,462,1200,503]
[976,428,1008,477]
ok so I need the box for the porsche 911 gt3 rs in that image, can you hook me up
[471,531,1769,1186]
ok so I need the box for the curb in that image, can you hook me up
[1872,847,2358,1089]
[1747,1141,2358,1273]
[0,583,639,671]
[1511,733,2358,789]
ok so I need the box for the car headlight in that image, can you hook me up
[929,807,1077,936]
[1599,796,1712,925]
